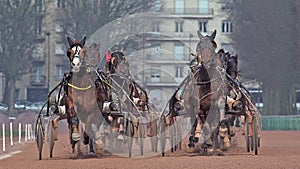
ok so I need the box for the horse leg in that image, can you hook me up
[65,96,81,142]
[217,97,231,151]
[117,117,125,141]
[53,115,61,141]
[187,115,198,153]
[84,113,99,154]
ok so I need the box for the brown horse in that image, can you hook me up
[58,37,105,153]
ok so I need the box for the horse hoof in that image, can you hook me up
[186,146,196,153]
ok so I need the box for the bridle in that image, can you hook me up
[69,44,84,73]
[196,38,218,69]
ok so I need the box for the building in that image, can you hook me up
[127,0,235,110]
[1,0,234,110]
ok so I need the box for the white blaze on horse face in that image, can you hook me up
[71,46,82,72]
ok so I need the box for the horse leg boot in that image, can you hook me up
[117,117,125,141]
[53,116,61,141]
[216,98,230,151]
[70,116,80,142]
[187,117,198,153]
[133,118,139,138]
[241,115,245,135]
[165,115,172,139]
[147,114,153,137]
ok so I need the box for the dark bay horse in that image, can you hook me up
[169,30,229,154]
[192,29,229,153]
[103,51,150,152]
[167,30,227,154]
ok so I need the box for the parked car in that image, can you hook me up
[25,101,45,111]
[0,102,8,111]
[14,100,31,109]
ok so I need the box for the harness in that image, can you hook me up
[67,83,92,91]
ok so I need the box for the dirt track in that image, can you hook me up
[1,130,300,169]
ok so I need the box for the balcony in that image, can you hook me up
[31,52,45,63]
[33,34,46,43]
[162,8,214,18]
[30,75,46,86]
[145,31,200,42]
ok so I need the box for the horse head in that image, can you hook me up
[109,51,130,77]
[195,30,218,66]
[66,36,86,73]
[225,54,238,80]
[85,43,101,68]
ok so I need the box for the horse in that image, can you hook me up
[56,37,105,154]
[170,30,230,154]
[102,50,150,154]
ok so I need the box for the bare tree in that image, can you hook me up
[229,0,300,115]
[63,0,160,38]
[0,0,39,112]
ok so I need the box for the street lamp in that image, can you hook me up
[45,32,51,92]
[189,33,193,61]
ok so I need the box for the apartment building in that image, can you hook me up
[128,0,235,109]
[1,0,234,110]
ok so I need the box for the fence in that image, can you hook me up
[0,122,34,153]
[261,115,300,130]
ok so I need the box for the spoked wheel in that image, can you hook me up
[159,116,166,157]
[150,119,158,152]
[47,119,55,158]
[36,117,44,160]
[175,117,182,151]
[126,118,134,158]
[244,116,250,153]
[252,115,259,155]
[169,121,175,153]
[137,118,144,156]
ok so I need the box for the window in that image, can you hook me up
[55,43,65,55]
[32,45,44,60]
[222,20,233,33]
[34,19,43,36]
[152,0,162,12]
[175,0,185,14]
[152,23,160,33]
[55,20,64,33]
[150,67,160,82]
[199,21,207,33]
[57,0,65,8]
[175,21,184,36]
[175,67,183,78]
[32,64,44,83]
[174,44,185,60]
[198,0,209,14]
[35,0,45,13]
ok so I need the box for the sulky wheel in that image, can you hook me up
[126,118,134,157]
[47,119,55,158]
[169,121,175,153]
[244,116,250,153]
[175,117,183,150]
[36,117,44,160]
[252,115,259,155]
[137,117,144,156]
[159,116,166,157]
